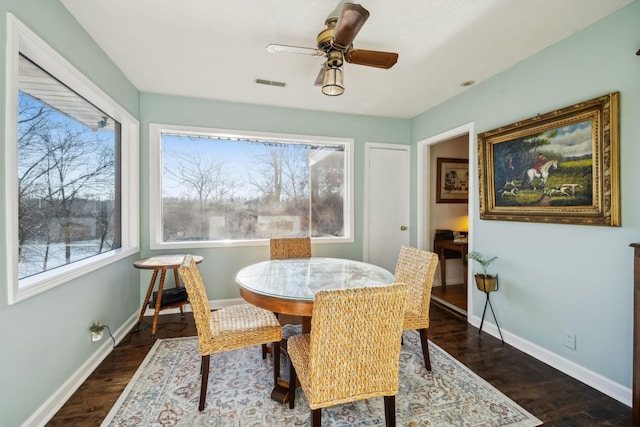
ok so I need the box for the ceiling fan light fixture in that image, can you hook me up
[267,3,397,95]
[322,66,344,96]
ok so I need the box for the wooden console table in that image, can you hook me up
[437,239,468,287]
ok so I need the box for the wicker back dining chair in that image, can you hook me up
[394,245,439,371]
[287,283,408,427]
[260,237,312,358]
[270,237,312,259]
[177,255,282,411]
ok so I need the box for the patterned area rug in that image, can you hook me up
[102,330,541,426]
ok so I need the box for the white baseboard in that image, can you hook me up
[30,298,631,427]
[30,297,249,426]
[22,312,138,427]
[159,295,632,406]
[467,313,631,407]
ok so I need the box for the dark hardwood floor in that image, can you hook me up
[431,283,467,315]
[47,306,631,426]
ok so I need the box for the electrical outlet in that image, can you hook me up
[91,330,104,342]
[90,321,105,342]
[563,330,576,350]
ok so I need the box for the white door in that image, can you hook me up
[364,143,410,273]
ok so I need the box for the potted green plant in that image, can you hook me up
[466,251,498,292]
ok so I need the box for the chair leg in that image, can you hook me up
[419,328,432,371]
[384,395,396,427]
[288,355,297,409]
[199,355,210,411]
[311,408,321,426]
[273,340,281,387]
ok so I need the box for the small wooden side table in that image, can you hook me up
[133,254,203,339]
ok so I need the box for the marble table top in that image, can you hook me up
[236,257,394,301]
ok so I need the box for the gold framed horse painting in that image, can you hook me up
[477,92,620,226]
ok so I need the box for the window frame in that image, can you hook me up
[149,123,354,249]
[5,14,140,304]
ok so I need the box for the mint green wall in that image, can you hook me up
[412,1,640,390]
[2,0,638,425]
[0,1,140,426]
[139,93,411,301]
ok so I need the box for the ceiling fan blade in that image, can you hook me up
[345,49,398,69]
[332,3,370,50]
[266,44,325,57]
[314,64,328,86]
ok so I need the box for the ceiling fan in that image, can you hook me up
[266,3,399,96]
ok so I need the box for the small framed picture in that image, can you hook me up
[436,158,469,203]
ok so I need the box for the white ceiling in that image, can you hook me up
[61,0,632,119]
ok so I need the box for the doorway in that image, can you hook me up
[417,123,474,317]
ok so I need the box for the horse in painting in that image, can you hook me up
[522,159,557,189]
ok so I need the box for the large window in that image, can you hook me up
[6,15,139,304]
[18,55,120,279]
[149,124,353,248]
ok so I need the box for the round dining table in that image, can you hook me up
[235,257,395,403]
[236,257,395,323]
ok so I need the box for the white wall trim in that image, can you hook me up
[418,121,630,406]
[25,296,249,426]
[5,14,140,305]
[147,123,354,249]
[417,121,631,407]
[416,122,475,310]
[28,296,631,426]
[467,312,631,407]
[21,313,138,427]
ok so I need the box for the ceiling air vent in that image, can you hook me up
[255,78,287,88]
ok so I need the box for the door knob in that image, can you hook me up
[400,226,407,231]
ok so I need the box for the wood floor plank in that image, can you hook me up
[46,306,632,426]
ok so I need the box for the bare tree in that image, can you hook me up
[248,144,309,207]
[281,146,310,208]
[17,93,115,273]
[38,126,113,264]
[17,95,55,254]
[248,144,285,203]
[164,143,239,238]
